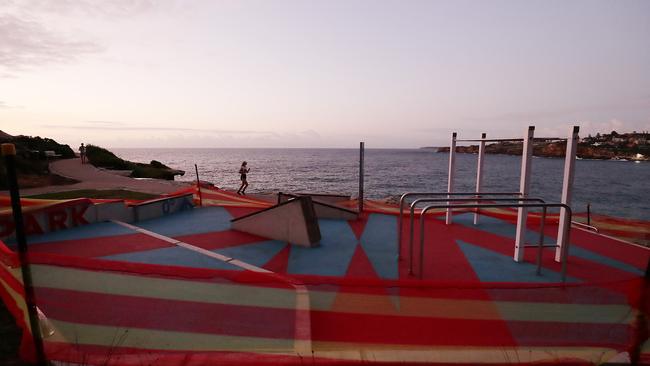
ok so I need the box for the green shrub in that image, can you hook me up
[85,145,135,170]
[150,160,170,169]
[131,164,176,180]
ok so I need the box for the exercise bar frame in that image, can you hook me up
[406,197,547,275]
[447,126,580,263]
[418,202,572,281]
[397,191,522,260]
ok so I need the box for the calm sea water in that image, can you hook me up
[113,148,650,221]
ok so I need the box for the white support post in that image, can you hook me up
[513,126,535,262]
[446,132,457,225]
[555,126,579,262]
[473,133,486,225]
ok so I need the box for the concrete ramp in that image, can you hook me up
[278,193,358,220]
[231,196,321,247]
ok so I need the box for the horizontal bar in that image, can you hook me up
[455,137,567,143]
[456,138,524,142]
[571,221,599,233]
[523,244,559,248]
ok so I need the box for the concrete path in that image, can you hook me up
[4,158,189,196]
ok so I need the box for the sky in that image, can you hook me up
[1,0,649,148]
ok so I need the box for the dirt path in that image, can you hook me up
[2,158,189,196]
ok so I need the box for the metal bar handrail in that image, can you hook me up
[571,221,599,233]
[407,197,547,275]
[398,192,522,260]
[418,203,572,281]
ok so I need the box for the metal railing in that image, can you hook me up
[417,202,572,282]
[398,192,522,259]
[571,221,599,233]
[406,197,548,275]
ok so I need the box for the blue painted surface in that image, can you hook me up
[136,206,232,237]
[102,246,241,271]
[216,240,287,268]
[360,214,398,279]
[569,246,643,275]
[450,212,548,244]
[457,240,578,283]
[287,219,357,276]
[452,213,642,275]
[22,221,135,245]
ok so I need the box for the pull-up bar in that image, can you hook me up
[456,137,567,143]
[456,138,524,143]
[447,125,580,263]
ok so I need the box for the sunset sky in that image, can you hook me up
[1,0,649,148]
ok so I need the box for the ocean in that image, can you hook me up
[113,148,650,221]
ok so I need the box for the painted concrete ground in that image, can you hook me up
[18,204,648,285]
[5,200,650,365]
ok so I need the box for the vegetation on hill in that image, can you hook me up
[0,133,78,190]
[86,144,184,180]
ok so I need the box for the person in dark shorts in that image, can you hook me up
[237,161,250,195]
[79,143,86,164]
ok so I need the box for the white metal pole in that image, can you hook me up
[555,126,579,262]
[474,133,486,225]
[446,132,457,225]
[514,126,535,262]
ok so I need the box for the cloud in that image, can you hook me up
[4,0,174,18]
[40,123,275,135]
[0,100,23,108]
[0,14,103,71]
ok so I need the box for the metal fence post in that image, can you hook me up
[514,126,535,262]
[1,143,48,365]
[555,126,579,262]
[194,164,203,207]
[474,133,486,225]
[445,132,457,225]
[359,142,364,213]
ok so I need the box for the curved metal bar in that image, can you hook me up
[407,197,546,275]
[397,192,521,260]
[418,203,572,282]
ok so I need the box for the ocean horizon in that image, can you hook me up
[113,148,650,221]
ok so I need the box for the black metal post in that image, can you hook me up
[587,203,591,226]
[1,143,47,365]
[359,142,364,213]
[194,164,202,207]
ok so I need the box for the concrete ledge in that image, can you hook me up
[278,192,358,220]
[293,192,350,204]
[131,193,194,222]
[232,196,321,247]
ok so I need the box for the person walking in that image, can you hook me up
[79,143,86,164]
[237,161,250,195]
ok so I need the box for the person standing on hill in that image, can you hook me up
[79,143,86,164]
[237,161,250,195]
